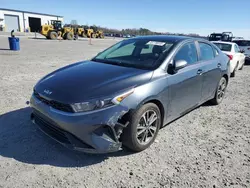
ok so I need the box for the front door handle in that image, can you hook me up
[217,63,221,68]
[197,69,203,75]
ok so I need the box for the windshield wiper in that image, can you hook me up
[92,58,150,70]
[92,58,124,66]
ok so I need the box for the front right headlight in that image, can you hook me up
[71,88,134,113]
[71,98,113,113]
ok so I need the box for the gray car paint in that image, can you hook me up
[30,36,230,153]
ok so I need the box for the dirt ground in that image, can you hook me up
[0,36,249,188]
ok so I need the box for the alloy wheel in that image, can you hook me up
[217,79,227,100]
[136,110,158,145]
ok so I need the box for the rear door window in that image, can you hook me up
[199,42,215,61]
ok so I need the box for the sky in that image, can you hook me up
[1,0,250,38]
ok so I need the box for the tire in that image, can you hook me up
[49,31,58,40]
[65,32,73,40]
[209,77,227,105]
[121,103,161,152]
[81,31,85,37]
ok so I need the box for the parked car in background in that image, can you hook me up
[30,36,230,153]
[232,39,250,62]
[212,41,245,77]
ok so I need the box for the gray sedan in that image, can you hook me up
[30,35,230,153]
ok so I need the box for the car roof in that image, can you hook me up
[211,41,235,45]
[134,35,192,43]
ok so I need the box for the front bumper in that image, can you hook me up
[30,94,129,153]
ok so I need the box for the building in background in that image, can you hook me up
[0,8,63,32]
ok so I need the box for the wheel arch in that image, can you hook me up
[222,74,229,84]
[143,99,165,127]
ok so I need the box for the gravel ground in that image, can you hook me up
[0,36,250,188]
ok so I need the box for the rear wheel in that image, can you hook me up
[210,77,227,105]
[121,103,161,152]
[49,31,58,40]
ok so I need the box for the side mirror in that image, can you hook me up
[175,60,188,71]
[167,60,187,74]
[239,49,245,53]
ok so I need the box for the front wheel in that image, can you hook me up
[209,77,227,105]
[121,103,161,152]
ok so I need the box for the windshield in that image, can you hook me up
[92,38,174,70]
[233,40,250,46]
[213,43,232,52]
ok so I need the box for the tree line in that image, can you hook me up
[68,20,205,38]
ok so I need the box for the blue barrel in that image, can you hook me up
[8,37,20,51]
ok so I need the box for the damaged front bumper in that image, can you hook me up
[30,95,129,153]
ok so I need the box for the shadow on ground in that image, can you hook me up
[0,48,10,50]
[0,107,133,168]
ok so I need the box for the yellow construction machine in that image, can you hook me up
[90,26,104,38]
[95,30,104,38]
[40,20,74,40]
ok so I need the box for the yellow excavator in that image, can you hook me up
[40,20,74,40]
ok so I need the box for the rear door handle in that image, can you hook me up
[217,63,221,68]
[197,69,203,75]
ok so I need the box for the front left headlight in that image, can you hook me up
[71,88,134,113]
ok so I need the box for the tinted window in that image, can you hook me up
[233,40,250,46]
[174,42,198,65]
[213,43,232,52]
[199,42,215,60]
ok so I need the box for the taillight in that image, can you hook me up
[227,54,233,60]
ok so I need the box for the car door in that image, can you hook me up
[198,42,222,102]
[167,41,203,121]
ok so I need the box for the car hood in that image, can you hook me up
[35,61,153,103]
